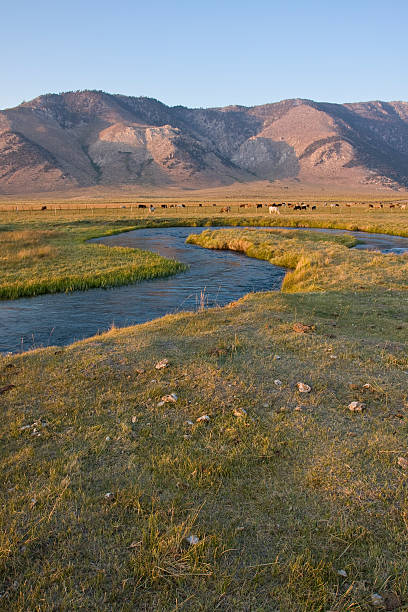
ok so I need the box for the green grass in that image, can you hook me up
[1,208,408,610]
[0,220,187,299]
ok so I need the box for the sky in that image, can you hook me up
[2,0,408,110]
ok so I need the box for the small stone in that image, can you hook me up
[105,436,111,441]
[185,535,199,545]
[362,383,373,389]
[297,382,311,393]
[371,593,384,607]
[129,541,141,549]
[158,393,178,406]
[330,355,337,359]
[104,492,115,500]
[294,405,303,411]
[131,415,137,423]
[274,379,283,387]
[397,456,408,470]
[196,415,210,423]
[348,401,365,412]
[184,420,194,426]
[155,359,169,370]
[293,322,314,333]
[274,355,281,360]
[233,407,247,418]
[337,569,347,577]
[135,368,145,374]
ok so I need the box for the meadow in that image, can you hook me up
[0,203,408,610]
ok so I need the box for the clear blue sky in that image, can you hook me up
[2,0,407,110]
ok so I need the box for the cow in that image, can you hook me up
[256,204,262,208]
[269,205,280,215]
[220,206,231,213]
[311,205,317,210]
[369,204,374,209]
[138,204,147,209]
[41,205,47,211]
[161,204,168,209]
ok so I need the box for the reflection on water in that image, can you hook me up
[0,225,407,354]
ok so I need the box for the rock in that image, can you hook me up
[135,368,145,374]
[293,322,314,333]
[233,407,247,418]
[196,415,210,423]
[297,382,311,393]
[274,379,283,387]
[397,456,408,470]
[371,593,384,607]
[337,569,347,577]
[131,415,138,423]
[348,401,365,412]
[104,492,115,501]
[158,393,178,407]
[274,355,281,360]
[185,535,199,545]
[155,359,169,370]
[184,420,194,426]
[105,436,111,441]
[294,405,303,411]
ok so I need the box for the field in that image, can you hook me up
[1,203,408,610]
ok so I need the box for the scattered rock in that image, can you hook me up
[397,456,408,470]
[184,420,194,426]
[349,383,360,390]
[135,368,145,375]
[131,415,138,423]
[129,541,141,549]
[185,535,199,545]
[233,407,247,418]
[105,436,111,441]
[0,384,15,394]
[294,405,303,411]
[155,359,169,370]
[293,322,314,333]
[371,593,384,607]
[104,492,115,501]
[274,379,283,387]
[297,382,311,393]
[362,383,373,390]
[158,393,178,406]
[348,401,365,412]
[196,415,210,423]
[274,355,281,360]
[337,569,347,577]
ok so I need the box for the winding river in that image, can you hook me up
[1,226,407,354]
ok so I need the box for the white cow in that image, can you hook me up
[269,206,280,215]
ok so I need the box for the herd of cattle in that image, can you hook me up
[129,201,408,213]
[38,201,407,212]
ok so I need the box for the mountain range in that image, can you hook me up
[1,91,408,194]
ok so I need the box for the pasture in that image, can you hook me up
[0,203,408,610]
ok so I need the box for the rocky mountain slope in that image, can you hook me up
[1,91,408,193]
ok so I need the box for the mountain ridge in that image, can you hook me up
[1,91,408,194]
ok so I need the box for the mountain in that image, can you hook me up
[1,91,408,194]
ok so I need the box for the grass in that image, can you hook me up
[0,221,187,299]
[1,207,408,610]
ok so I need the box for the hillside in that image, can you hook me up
[1,91,408,193]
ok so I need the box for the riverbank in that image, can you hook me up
[2,205,408,299]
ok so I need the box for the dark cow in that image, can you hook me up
[41,205,47,211]
[161,204,168,209]
[138,204,147,209]
[311,205,317,210]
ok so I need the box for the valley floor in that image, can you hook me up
[1,209,407,610]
